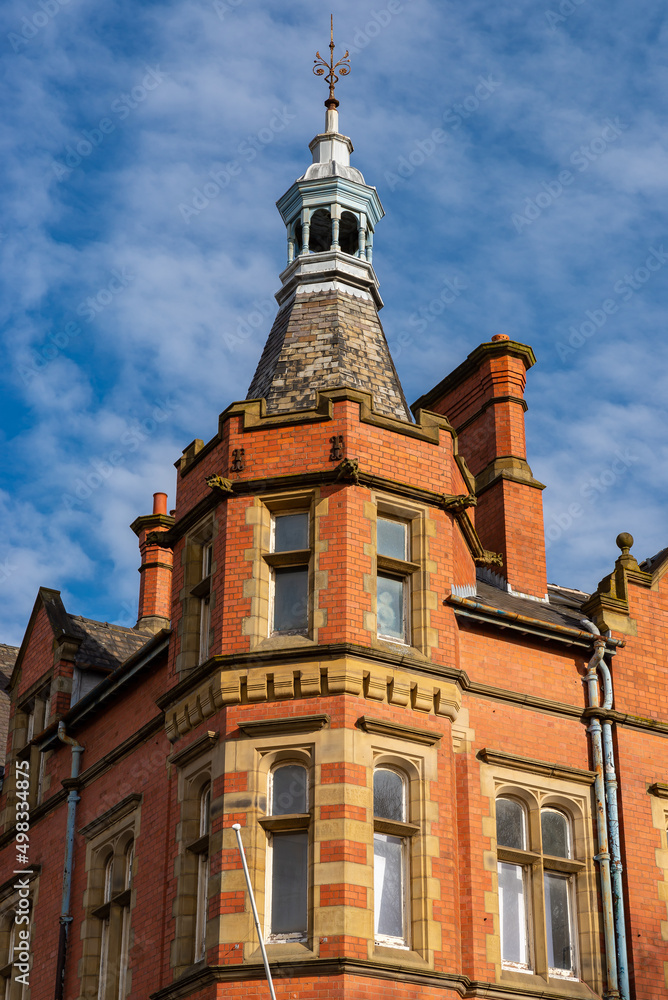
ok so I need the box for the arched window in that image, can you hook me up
[194,786,211,961]
[373,767,410,947]
[309,208,332,253]
[97,855,113,1000]
[117,842,134,998]
[541,808,576,976]
[265,763,309,940]
[340,211,358,255]
[496,797,529,969]
[496,794,580,980]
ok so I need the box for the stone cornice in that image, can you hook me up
[162,653,463,743]
[155,642,467,713]
[474,456,546,494]
[148,957,592,1000]
[130,512,175,537]
[648,782,668,799]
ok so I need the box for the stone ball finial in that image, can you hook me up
[491,334,510,342]
[616,532,634,553]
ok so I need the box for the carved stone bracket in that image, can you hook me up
[476,550,504,567]
[442,493,477,512]
[205,474,234,494]
[336,457,360,484]
[146,530,174,549]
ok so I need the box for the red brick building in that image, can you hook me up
[1,90,667,1000]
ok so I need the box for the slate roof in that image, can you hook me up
[37,588,153,674]
[247,288,412,422]
[471,580,590,632]
[67,616,153,672]
[640,547,668,574]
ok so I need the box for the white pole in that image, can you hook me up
[232,823,278,1000]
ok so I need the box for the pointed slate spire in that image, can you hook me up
[246,30,411,422]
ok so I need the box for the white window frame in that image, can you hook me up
[373,766,411,949]
[264,763,310,943]
[495,794,582,982]
[194,785,211,961]
[117,842,134,1000]
[97,856,113,1000]
[498,859,532,973]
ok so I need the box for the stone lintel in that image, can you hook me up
[357,715,444,745]
[237,714,330,737]
[478,748,596,784]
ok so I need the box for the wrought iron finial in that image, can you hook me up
[313,14,350,110]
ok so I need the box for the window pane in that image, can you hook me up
[274,513,309,551]
[496,798,526,849]
[377,518,407,559]
[377,574,405,640]
[199,596,211,663]
[271,832,308,935]
[498,862,528,966]
[374,769,405,821]
[200,788,211,836]
[273,567,308,632]
[542,809,570,858]
[272,765,307,814]
[202,542,212,578]
[545,872,573,972]
[374,834,404,940]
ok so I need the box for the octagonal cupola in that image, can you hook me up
[277,100,384,267]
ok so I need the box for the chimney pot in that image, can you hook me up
[153,492,168,515]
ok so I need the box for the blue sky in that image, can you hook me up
[1,0,666,645]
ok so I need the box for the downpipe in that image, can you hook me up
[581,621,628,1000]
[55,723,84,1000]
[600,662,630,1000]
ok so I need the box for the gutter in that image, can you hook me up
[448,593,623,650]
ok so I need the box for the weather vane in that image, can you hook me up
[313,15,351,109]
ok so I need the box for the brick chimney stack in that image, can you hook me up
[413,337,548,600]
[130,492,175,633]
